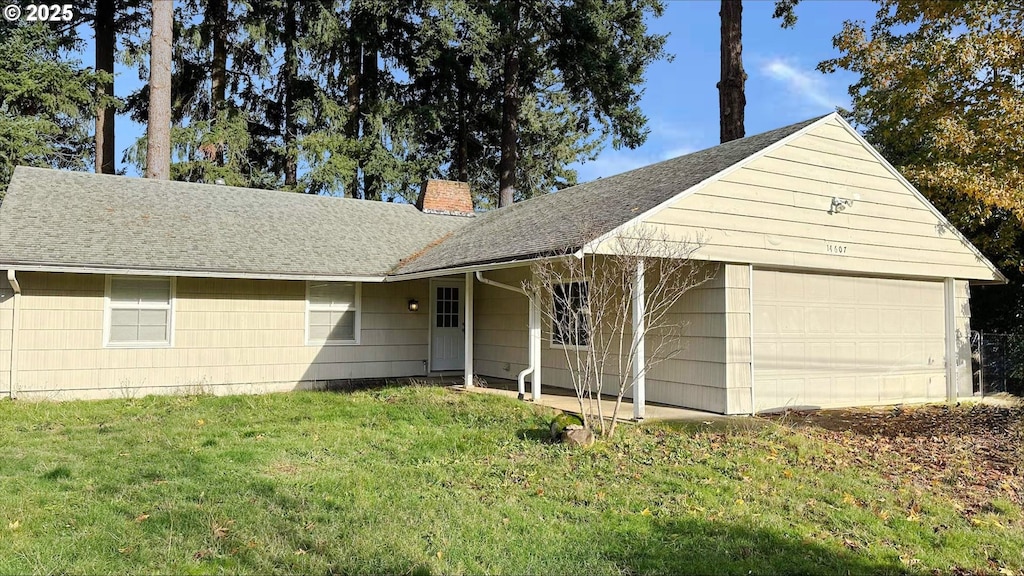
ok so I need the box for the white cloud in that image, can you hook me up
[761,58,842,110]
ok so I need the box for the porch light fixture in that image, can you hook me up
[407,299,419,312]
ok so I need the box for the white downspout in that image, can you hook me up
[464,272,475,388]
[632,258,646,420]
[7,270,21,400]
[475,271,539,401]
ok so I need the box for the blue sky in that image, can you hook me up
[97,0,879,183]
[572,0,878,182]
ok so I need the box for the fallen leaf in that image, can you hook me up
[783,469,793,478]
[134,514,150,523]
[436,551,443,560]
[197,419,205,426]
[211,521,233,539]
[295,549,307,556]
[998,567,1015,576]
[641,507,652,516]
[7,520,20,531]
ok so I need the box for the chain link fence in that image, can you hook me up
[971,331,1024,397]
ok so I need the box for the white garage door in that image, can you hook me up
[752,270,947,413]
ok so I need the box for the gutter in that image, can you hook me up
[475,271,536,400]
[7,270,20,400]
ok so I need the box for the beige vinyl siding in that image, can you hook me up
[954,280,973,397]
[723,264,753,414]
[607,117,999,281]
[752,270,948,412]
[473,267,531,381]
[1,271,11,395]
[12,272,430,400]
[472,263,731,413]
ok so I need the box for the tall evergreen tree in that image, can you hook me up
[718,0,744,143]
[718,0,799,144]
[145,0,173,179]
[0,23,104,197]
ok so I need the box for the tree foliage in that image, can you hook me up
[526,226,713,438]
[0,23,106,199]
[821,0,1024,331]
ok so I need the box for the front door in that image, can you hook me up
[430,279,465,371]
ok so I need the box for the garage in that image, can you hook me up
[752,269,948,412]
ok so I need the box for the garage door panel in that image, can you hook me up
[755,307,777,334]
[754,270,946,412]
[805,275,830,301]
[806,307,830,333]
[834,308,857,333]
[855,279,879,303]
[856,310,879,333]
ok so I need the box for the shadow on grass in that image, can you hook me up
[607,516,917,575]
[319,377,455,395]
[516,427,552,443]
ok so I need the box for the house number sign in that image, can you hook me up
[826,243,848,255]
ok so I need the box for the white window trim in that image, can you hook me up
[103,275,176,348]
[305,281,362,346]
[549,279,591,351]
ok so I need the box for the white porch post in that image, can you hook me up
[943,277,957,401]
[632,258,646,420]
[464,272,475,388]
[530,292,542,401]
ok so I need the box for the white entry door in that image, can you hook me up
[431,279,465,371]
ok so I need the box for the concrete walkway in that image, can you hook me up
[454,378,732,423]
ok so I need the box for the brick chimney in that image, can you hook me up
[416,179,474,217]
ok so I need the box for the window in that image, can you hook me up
[307,281,360,344]
[435,285,460,328]
[105,276,174,347]
[552,281,590,347]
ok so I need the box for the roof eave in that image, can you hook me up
[0,262,386,283]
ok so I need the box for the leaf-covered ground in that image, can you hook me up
[0,386,1021,575]
[773,401,1024,526]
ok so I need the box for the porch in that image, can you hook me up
[450,376,729,423]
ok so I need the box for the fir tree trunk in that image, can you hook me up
[361,45,380,200]
[146,0,173,180]
[94,0,115,174]
[717,0,745,143]
[345,18,361,198]
[210,0,228,166]
[282,0,298,189]
[497,1,521,208]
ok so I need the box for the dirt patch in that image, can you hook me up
[769,402,1024,511]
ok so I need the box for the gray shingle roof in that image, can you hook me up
[0,167,468,278]
[0,116,825,280]
[392,116,826,275]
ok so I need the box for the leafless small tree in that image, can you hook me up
[524,225,715,438]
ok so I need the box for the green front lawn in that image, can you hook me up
[0,385,1021,574]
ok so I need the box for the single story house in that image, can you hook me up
[0,113,1005,414]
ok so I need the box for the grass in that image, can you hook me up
[0,385,1021,575]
